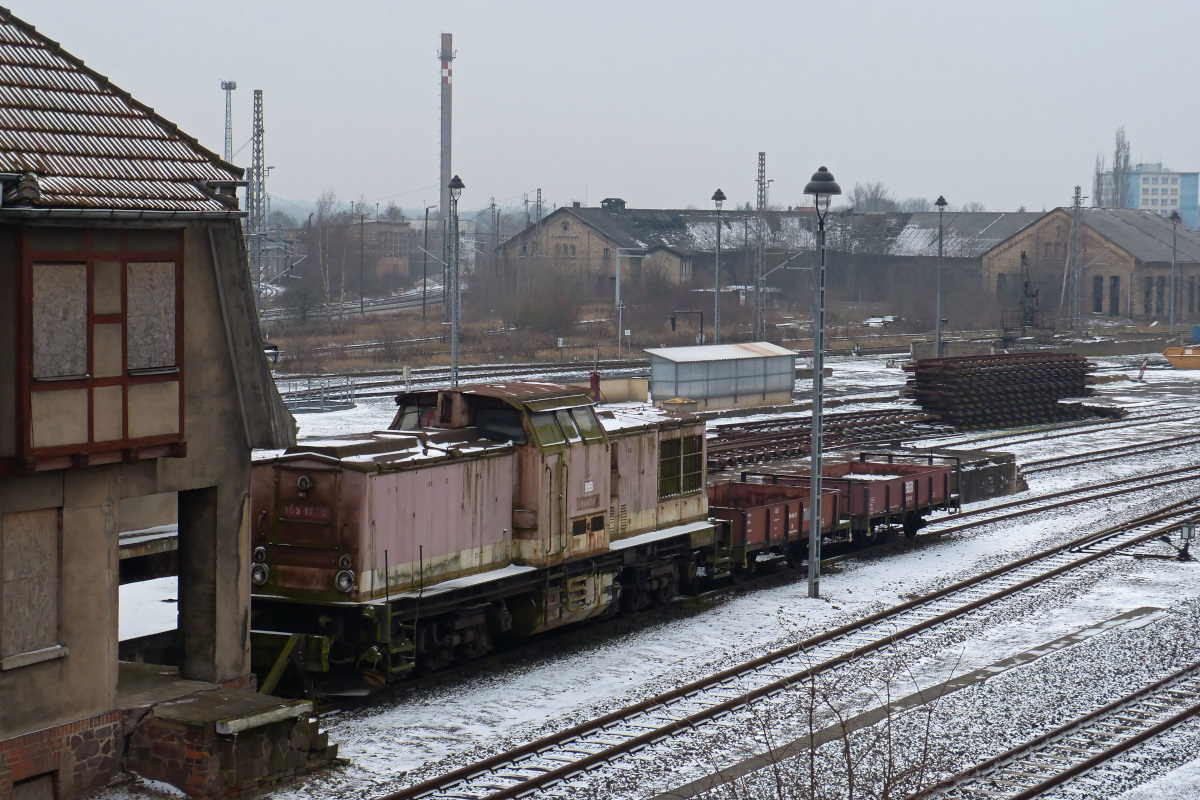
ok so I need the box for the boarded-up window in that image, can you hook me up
[32,263,87,379]
[127,262,176,371]
[2,509,59,658]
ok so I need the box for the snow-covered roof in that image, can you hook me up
[645,342,797,363]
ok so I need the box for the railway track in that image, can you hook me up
[911,660,1200,800]
[706,404,1196,474]
[376,500,1200,800]
[277,359,649,401]
[707,409,941,470]
[922,404,1196,450]
[1022,432,1200,474]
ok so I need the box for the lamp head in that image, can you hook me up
[449,174,464,202]
[712,188,726,210]
[935,195,947,209]
[1171,209,1181,225]
[804,166,841,212]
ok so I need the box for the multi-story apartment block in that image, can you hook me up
[1098,162,1199,229]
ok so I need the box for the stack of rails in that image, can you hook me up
[707,409,934,469]
[903,353,1097,429]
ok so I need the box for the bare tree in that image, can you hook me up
[897,197,932,213]
[959,201,987,213]
[1093,153,1106,207]
[1112,127,1132,208]
[848,182,898,213]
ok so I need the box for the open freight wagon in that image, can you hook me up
[742,453,959,546]
[706,482,844,578]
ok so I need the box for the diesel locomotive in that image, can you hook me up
[249,382,954,695]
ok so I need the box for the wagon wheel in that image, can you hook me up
[902,512,922,539]
[851,527,872,549]
[784,541,805,570]
[731,553,758,584]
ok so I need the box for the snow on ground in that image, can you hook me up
[108,353,1200,798]
[119,577,177,640]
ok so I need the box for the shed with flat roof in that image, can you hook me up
[646,342,796,410]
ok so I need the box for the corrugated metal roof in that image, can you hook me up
[0,7,241,212]
[1078,208,1200,264]
[645,342,797,363]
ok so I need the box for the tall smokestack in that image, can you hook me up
[439,33,453,223]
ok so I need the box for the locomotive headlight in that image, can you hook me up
[251,563,269,586]
[253,547,267,563]
[335,570,355,593]
[338,554,353,570]
[297,475,313,492]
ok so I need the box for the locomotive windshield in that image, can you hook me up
[474,407,527,444]
[394,404,436,430]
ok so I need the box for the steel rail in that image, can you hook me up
[1023,432,1200,474]
[926,464,1200,532]
[921,405,1195,449]
[908,659,1200,800]
[376,502,1200,800]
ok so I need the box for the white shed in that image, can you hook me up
[646,342,797,410]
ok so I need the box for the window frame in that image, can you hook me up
[13,228,186,472]
[658,433,704,500]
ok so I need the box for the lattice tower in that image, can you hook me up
[220,80,236,163]
[754,152,768,340]
[248,89,266,305]
[1068,185,1083,329]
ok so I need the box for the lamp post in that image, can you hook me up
[448,175,464,387]
[803,166,841,599]
[615,247,643,359]
[935,195,947,357]
[713,189,726,344]
[358,203,366,317]
[1171,209,1181,335]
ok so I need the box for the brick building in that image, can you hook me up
[0,9,324,799]
[983,208,1200,323]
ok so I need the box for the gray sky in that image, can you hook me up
[16,1,1199,217]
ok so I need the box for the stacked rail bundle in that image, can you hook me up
[706,409,936,470]
[903,353,1096,429]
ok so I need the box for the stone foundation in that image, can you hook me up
[0,711,123,800]
[126,691,337,797]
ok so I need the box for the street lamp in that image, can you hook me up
[803,165,841,600]
[1171,209,1181,335]
[713,189,726,344]
[935,195,947,357]
[448,174,464,387]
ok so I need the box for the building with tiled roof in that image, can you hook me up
[0,8,315,799]
[0,8,243,214]
[984,207,1200,324]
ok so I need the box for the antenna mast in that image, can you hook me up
[220,80,236,163]
[247,89,267,307]
[1068,185,1083,329]
[754,152,768,340]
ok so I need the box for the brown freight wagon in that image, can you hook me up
[707,481,843,576]
[743,454,959,545]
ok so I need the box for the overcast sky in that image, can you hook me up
[16,2,1199,218]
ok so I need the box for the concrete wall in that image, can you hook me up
[1,222,255,748]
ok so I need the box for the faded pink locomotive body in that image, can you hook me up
[250,383,720,692]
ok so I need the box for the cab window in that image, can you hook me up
[475,407,527,444]
[529,412,566,447]
[571,407,605,442]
